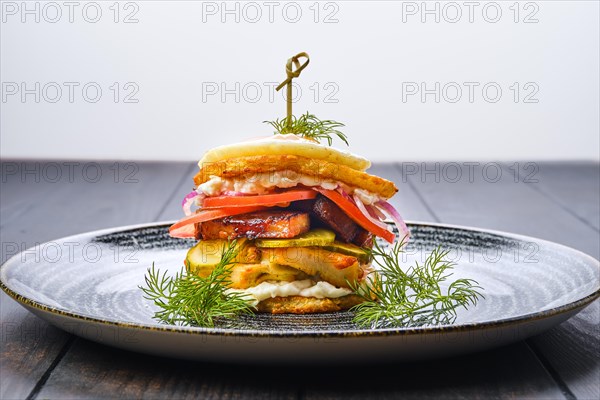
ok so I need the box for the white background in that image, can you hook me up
[1,0,599,161]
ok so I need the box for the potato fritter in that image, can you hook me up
[256,294,366,314]
[194,155,398,199]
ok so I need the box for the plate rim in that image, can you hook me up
[1,220,599,338]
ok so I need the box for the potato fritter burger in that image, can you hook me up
[169,134,409,314]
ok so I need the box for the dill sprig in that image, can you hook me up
[264,112,348,146]
[349,239,484,328]
[139,241,254,327]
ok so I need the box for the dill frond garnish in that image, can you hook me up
[264,112,348,146]
[139,240,254,327]
[349,239,484,328]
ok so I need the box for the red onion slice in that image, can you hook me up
[182,190,203,216]
[375,200,410,241]
[367,204,387,221]
[353,194,389,230]
[336,186,353,203]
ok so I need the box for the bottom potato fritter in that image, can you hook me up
[256,294,366,314]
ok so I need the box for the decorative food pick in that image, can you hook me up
[275,51,310,128]
[265,52,348,145]
[140,53,483,328]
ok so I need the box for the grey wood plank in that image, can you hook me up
[0,297,72,400]
[1,161,78,400]
[508,162,599,231]
[0,161,189,400]
[35,341,561,400]
[397,162,599,259]
[36,340,298,400]
[1,160,193,259]
[303,343,563,400]
[401,162,599,400]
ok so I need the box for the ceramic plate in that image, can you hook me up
[1,222,598,363]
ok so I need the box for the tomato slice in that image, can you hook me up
[313,188,395,244]
[169,205,267,238]
[202,189,317,209]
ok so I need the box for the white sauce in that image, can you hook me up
[227,280,353,306]
[353,188,379,206]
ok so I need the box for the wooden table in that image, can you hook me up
[1,161,598,399]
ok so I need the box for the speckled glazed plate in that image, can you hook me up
[1,222,598,363]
